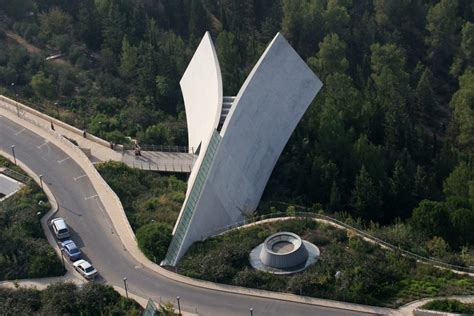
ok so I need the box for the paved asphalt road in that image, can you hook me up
[0,115,372,316]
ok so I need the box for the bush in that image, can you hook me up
[0,158,63,280]
[136,222,172,261]
[0,283,142,315]
[422,299,474,313]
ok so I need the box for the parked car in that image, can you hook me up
[50,218,70,239]
[61,240,81,261]
[73,259,97,279]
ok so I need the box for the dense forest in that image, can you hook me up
[0,1,473,248]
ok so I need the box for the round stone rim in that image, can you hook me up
[250,231,320,274]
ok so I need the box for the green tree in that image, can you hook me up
[451,22,474,77]
[328,180,342,212]
[40,283,77,315]
[77,0,102,50]
[426,0,462,73]
[323,0,350,39]
[350,166,382,220]
[39,7,72,40]
[188,0,209,42]
[443,161,474,201]
[216,31,241,95]
[370,43,412,150]
[102,2,126,54]
[389,158,415,218]
[119,37,138,79]
[426,236,450,259]
[410,200,451,239]
[31,72,55,98]
[415,67,437,121]
[353,134,386,183]
[308,33,348,79]
[450,208,474,245]
[449,70,474,154]
[136,223,172,261]
[414,166,436,201]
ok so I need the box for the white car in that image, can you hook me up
[50,217,70,239]
[73,259,97,279]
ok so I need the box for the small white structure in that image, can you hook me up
[163,32,323,266]
[0,173,24,202]
[250,232,320,274]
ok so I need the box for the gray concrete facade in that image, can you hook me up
[163,33,323,266]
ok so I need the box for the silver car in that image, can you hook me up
[73,259,97,279]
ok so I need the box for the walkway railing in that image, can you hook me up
[122,144,192,153]
[205,211,474,274]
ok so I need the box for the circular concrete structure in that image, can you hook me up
[260,232,308,269]
[250,232,319,274]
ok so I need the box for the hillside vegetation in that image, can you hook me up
[0,156,63,280]
[0,1,472,253]
[0,282,142,315]
[179,218,474,307]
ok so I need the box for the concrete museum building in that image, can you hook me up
[162,32,323,266]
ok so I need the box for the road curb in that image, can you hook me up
[0,100,393,315]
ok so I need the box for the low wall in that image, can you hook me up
[414,308,471,316]
[0,96,111,148]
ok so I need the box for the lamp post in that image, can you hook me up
[250,307,254,316]
[123,277,128,299]
[11,145,16,165]
[176,296,181,315]
[39,174,43,189]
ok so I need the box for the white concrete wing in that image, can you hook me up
[180,32,223,154]
[164,33,323,266]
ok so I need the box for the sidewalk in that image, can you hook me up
[0,274,84,290]
[0,96,195,172]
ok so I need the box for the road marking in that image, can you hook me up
[37,140,49,149]
[14,128,25,135]
[58,157,71,163]
[73,174,87,181]
[84,194,98,200]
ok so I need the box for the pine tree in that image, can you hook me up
[119,37,138,79]
[350,166,382,220]
[415,67,437,123]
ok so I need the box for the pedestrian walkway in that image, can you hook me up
[0,96,196,172]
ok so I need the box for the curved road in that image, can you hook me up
[0,115,372,316]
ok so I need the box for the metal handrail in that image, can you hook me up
[122,144,192,153]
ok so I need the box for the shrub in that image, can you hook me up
[422,299,474,313]
[136,223,172,261]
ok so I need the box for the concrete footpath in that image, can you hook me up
[0,96,196,172]
[0,97,420,315]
